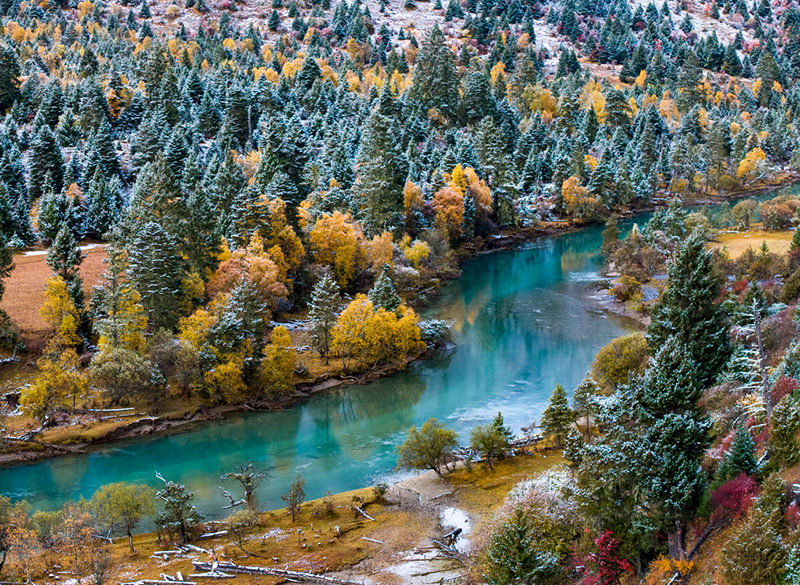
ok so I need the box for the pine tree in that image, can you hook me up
[768,396,800,470]
[484,507,561,585]
[28,126,64,200]
[541,384,574,448]
[715,424,758,484]
[46,223,84,284]
[634,336,712,559]
[368,264,401,312]
[127,222,186,330]
[355,111,406,233]
[572,377,600,439]
[648,230,731,388]
[155,475,201,544]
[0,44,20,112]
[309,274,341,364]
[268,9,280,30]
[46,223,87,333]
[721,505,787,585]
[410,27,460,121]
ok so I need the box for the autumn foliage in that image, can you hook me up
[331,294,424,370]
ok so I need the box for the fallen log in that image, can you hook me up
[354,506,375,521]
[121,581,197,585]
[192,561,367,585]
[361,537,384,544]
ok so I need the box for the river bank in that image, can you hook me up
[63,450,563,585]
[2,173,797,468]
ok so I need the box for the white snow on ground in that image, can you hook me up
[22,243,106,256]
[439,506,471,553]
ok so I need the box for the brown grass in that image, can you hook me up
[709,229,794,259]
[0,245,108,347]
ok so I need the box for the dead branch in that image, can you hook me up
[354,506,375,521]
[430,537,467,565]
[221,490,246,509]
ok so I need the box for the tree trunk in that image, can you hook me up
[127,529,135,554]
[667,526,685,560]
[753,303,772,423]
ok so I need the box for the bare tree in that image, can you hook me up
[220,464,267,510]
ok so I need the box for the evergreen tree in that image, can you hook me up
[127,221,186,330]
[356,111,406,233]
[28,126,64,200]
[368,264,401,312]
[715,424,758,485]
[0,44,20,112]
[484,507,561,585]
[410,27,460,120]
[309,274,341,364]
[541,384,574,448]
[648,230,731,388]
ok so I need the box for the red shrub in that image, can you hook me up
[786,502,800,530]
[579,530,634,585]
[732,279,749,296]
[772,376,800,405]
[711,473,759,521]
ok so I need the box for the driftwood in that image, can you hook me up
[190,572,235,580]
[198,530,228,539]
[430,537,467,564]
[361,537,384,544]
[122,581,196,585]
[354,506,375,521]
[192,561,368,585]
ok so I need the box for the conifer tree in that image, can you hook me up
[648,230,731,388]
[309,274,341,364]
[541,384,574,448]
[356,111,406,233]
[721,424,758,483]
[127,221,186,330]
[368,264,401,312]
[410,26,460,120]
[0,44,20,112]
[28,126,64,200]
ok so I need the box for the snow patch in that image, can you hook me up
[439,507,471,553]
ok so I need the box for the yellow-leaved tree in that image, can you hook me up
[561,176,599,219]
[433,186,465,242]
[331,295,424,370]
[21,349,87,422]
[41,275,81,350]
[308,211,366,288]
[258,326,296,395]
[737,147,767,183]
[21,275,88,421]
[203,354,247,404]
[207,233,288,314]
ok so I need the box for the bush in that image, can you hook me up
[732,200,758,230]
[419,319,453,348]
[762,203,794,230]
[611,275,642,302]
[710,473,759,522]
[591,333,650,392]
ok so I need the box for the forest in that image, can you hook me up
[1,0,800,582]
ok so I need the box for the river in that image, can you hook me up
[1,222,643,517]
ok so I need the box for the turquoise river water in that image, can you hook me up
[0,222,644,518]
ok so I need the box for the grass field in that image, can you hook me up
[0,244,108,349]
[709,229,794,259]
